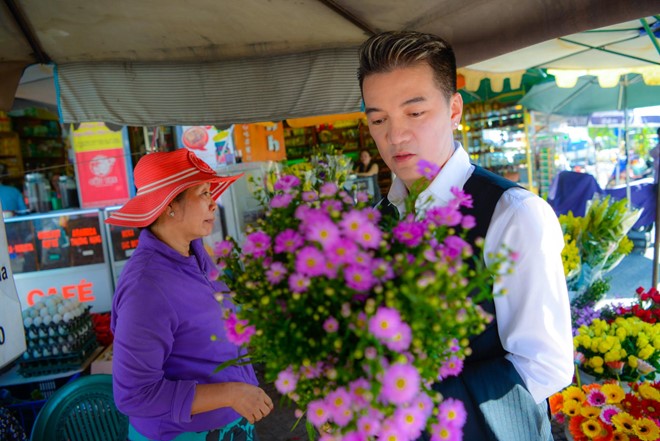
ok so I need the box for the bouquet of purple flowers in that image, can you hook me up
[214,161,512,440]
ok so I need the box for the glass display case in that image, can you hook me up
[5,209,114,312]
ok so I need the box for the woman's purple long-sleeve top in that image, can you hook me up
[110,229,257,441]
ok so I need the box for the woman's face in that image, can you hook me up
[360,150,371,164]
[170,183,217,240]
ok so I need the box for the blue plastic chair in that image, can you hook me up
[29,374,128,441]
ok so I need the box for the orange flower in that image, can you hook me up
[549,393,564,415]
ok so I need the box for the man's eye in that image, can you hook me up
[410,111,424,117]
[370,118,385,126]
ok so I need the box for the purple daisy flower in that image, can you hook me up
[450,186,473,208]
[354,222,382,250]
[320,182,338,197]
[213,240,233,257]
[275,367,298,394]
[270,193,294,208]
[288,273,310,293]
[362,207,382,224]
[394,406,426,439]
[307,399,330,427]
[438,397,467,428]
[417,159,441,180]
[224,312,255,346]
[438,355,464,379]
[378,423,407,441]
[348,378,371,406]
[385,322,412,352]
[306,220,340,249]
[266,261,287,284]
[321,199,343,213]
[295,246,326,276]
[323,316,339,333]
[344,264,375,292]
[461,214,476,229]
[380,363,420,405]
[356,191,370,203]
[340,210,370,241]
[368,307,403,340]
[328,238,359,265]
[273,174,300,192]
[274,229,303,254]
[430,421,461,441]
[413,392,434,419]
[357,413,381,437]
[426,205,462,227]
[392,220,425,247]
[302,191,317,202]
[242,231,271,258]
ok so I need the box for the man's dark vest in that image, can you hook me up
[379,166,552,441]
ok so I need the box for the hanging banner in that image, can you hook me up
[178,126,220,169]
[72,122,133,208]
[0,205,27,369]
[233,122,286,163]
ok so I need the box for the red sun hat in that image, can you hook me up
[105,149,242,228]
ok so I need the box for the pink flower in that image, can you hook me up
[274,229,303,254]
[392,220,425,247]
[380,363,420,405]
[368,307,403,340]
[599,405,620,425]
[214,240,233,257]
[438,397,467,428]
[320,182,338,197]
[307,399,330,427]
[328,239,359,265]
[385,322,412,352]
[270,193,294,208]
[394,405,426,439]
[243,231,271,258]
[430,421,462,441]
[323,316,339,333]
[349,378,371,406]
[357,413,381,437]
[295,246,326,276]
[302,191,317,202]
[377,424,407,441]
[586,389,607,407]
[307,220,340,249]
[224,312,255,346]
[273,174,300,192]
[438,356,464,379]
[340,210,370,241]
[275,367,298,394]
[288,273,310,293]
[354,222,382,250]
[266,262,287,284]
[417,159,440,180]
[344,264,375,292]
[362,207,381,224]
[450,186,473,208]
[412,392,434,419]
[461,214,476,229]
[426,205,462,227]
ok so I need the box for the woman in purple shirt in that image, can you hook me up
[107,149,273,441]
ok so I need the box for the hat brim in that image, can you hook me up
[105,173,242,228]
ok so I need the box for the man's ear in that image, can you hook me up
[449,92,463,127]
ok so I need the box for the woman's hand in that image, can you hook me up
[191,382,273,424]
[229,383,274,424]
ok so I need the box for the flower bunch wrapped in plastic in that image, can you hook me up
[573,316,660,383]
[559,196,639,299]
[214,161,511,440]
[549,381,660,441]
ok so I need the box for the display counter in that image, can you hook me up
[6,208,115,312]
